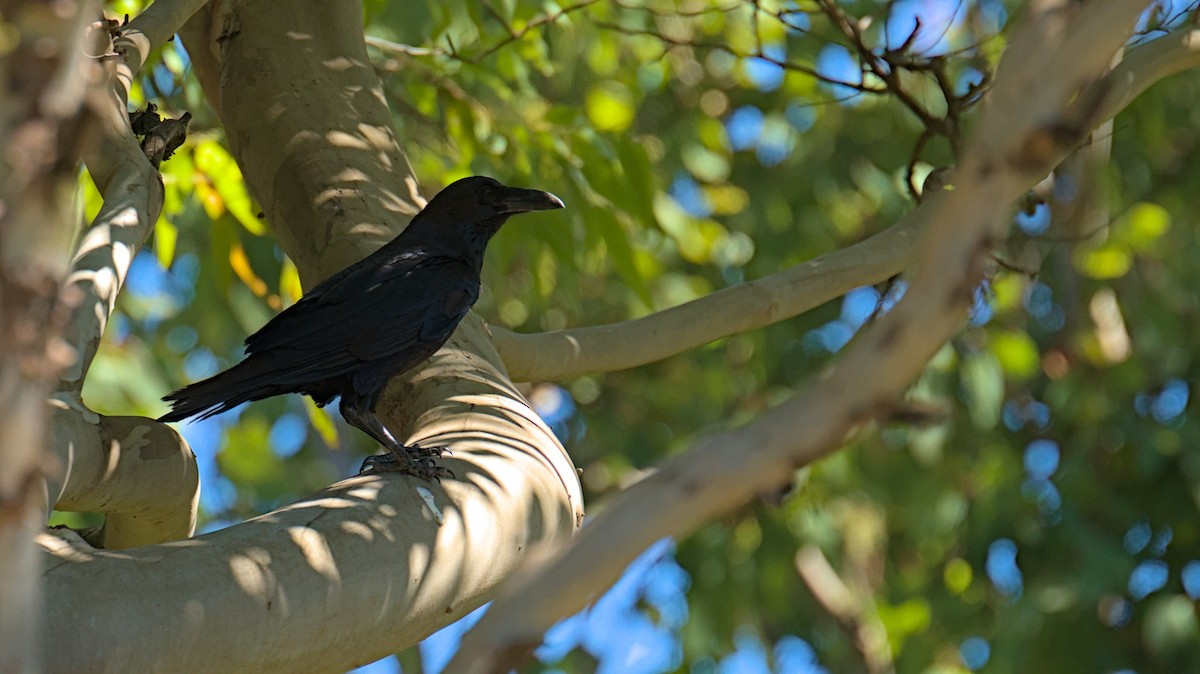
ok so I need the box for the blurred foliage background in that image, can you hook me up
[68,0,1200,671]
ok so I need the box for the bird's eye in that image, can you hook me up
[478,184,497,203]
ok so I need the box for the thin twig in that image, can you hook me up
[592,20,883,92]
[468,0,602,63]
[365,35,446,57]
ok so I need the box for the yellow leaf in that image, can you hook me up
[279,258,303,306]
[194,140,265,234]
[228,241,268,297]
[196,180,225,219]
[705,184,750,216]
[154,215,177,268]
[304,397,340,448]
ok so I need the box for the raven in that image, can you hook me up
[159,176,564,479]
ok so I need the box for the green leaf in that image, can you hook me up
[1074,241,1132,279]
[991,330,1039,381]
[614,138,659,227]
[1143,595,1199,658]
[567,171,652,308]
[1118,202,1170,251]
[876,598,932,657]
[682,143,730,183]
[219,415,282,483]
[990,273,1024,314]
[961,351,1004,429]
[193,140,265,235]
[209,216,236,293]
[585,83,635,132]
[653,194,728,265]
[943,558,973,595]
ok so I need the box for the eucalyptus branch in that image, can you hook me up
[795,547,894,674]
[492,215,920,382]
[106,0,212,101]
[49,0,205,547]
[60,0,197,390]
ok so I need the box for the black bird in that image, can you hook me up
[160,176,564,479]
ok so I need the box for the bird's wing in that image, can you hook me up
[241,253,479,384]
[244,247,426,354]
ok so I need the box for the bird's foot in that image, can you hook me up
[410,443,450,458]
[359,446,454,482]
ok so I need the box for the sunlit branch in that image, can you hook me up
[795,547,894,674]
[365,35,446,57]
[49,411,197,548]
[107,0,211,101]
[491,214,921,382]
[41,345,581,671]
[49,0,209,545]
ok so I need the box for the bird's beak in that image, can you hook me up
[496,186,565,214]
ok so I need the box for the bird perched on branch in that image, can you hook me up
[160,176,564,480]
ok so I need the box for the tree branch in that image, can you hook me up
[41,351,579,673]
[447,1,1154,670]
[468,0,601,63]
[795,546,893,674]
[493,25,1200,385]
[49,0,205,547]
[493,211,920,382]
[1092,27,1200,124]
[49,408,198,548]
[113,0,212,74]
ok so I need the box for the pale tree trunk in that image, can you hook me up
[0,1,99,671]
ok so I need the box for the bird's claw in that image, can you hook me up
[359,447,455,482]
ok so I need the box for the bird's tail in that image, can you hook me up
[158,355,289,423]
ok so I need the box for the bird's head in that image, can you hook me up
[433,175,564,219]
[411,176,564,256]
